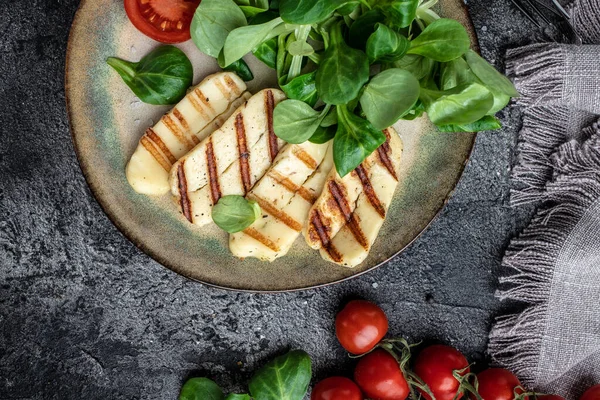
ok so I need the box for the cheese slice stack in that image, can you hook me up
[229,142,332,261]
[170,89,287,226]
[126,72,249,195]
[304,128,403,268]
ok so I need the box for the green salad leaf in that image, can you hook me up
[212,196,261,233]
[235,0,270,17]
[310,125,337,144]
[407,18,470,61]
[464,49,520,97]
[360,68,420,129]
[316,22,370,105]
[273,101,329,143]
[281,72,318,107]
[381,0,419,29]
[106,46,193,105]
[223,58,254,81]
[348,9,386,49]
[249,350,312,400]
[191,0,248,58]
[222,17,287,66]
[366,23,410,63]
[437,115,502,132]
[422,83,494,125]
[179,378,224,400]
[253,37,278,69]
[279,0,357,24]
[392,54,436,80]
[439,57,476,90]
[225,395,251,400]
[334,105,387,177]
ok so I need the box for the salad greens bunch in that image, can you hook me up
[179,350,311,400]
[191,0,519,177]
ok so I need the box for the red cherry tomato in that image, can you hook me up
[311,377,363,400]
[413,345,470,400]
[124,0,200,43]
[538,396,565,400]
[336,300,389,354]
[581,385,600,400]
[354,349,409,400]
[475,369,524,400]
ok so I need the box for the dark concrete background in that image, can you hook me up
[0,0,539,398]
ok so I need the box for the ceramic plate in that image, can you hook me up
[66,0,477,292]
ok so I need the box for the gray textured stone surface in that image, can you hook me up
[0,0,539,398]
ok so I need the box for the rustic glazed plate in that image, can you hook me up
[66,0,477,292]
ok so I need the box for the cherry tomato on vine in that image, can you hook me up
[413,345,470,400]
[475,369,524,400]
[124,0,200,43]
[336,300,389,354]
[581,385,600,400]
[354,349,409,400]
[311,377,363,400]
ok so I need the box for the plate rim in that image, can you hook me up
[65,0,479,293]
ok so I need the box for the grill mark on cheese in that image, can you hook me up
[177,163,193,223]
[188,93,212,122]
[235,113,252,194]
[328,179,370,249]
[268,170,316,204]
[140,136,171,172]
[243,227,280,252]
[206,138,222,205]
[247,193,302,232]
[194,88,215,113]
[346,214,369,249]
[214,79,233,101]
[162,114,193,149]
[293,147,318,170]
[355,164,386,218]
[145,128,176,164]
[223,75,243,98]
[377,129,398,180]
[265,90,278,162]
[310,210,342,262]
[327,180,353,220]
[172,108,189,131]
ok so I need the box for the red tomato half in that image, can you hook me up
[581,385,600,400]
[475,369,524,400]
[354,350,409,400]
[336,300,389,354]
[413,345,470,400]
[311,377,363,400]
[124,0,200,43]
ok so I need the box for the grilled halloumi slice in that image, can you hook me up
[304,128,403,267]
[126,72,249,195]
[229,142,332,261]
[170,89,287,225]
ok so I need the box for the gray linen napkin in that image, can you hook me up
[488,0,600,396]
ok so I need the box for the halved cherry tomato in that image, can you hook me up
[475,369,524,400]
[124,0,200,43]
[581,385,600,400]
[354,349,409,400]
[311,377,363,400]
[413,345,470,400]
[336,300,389,355]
